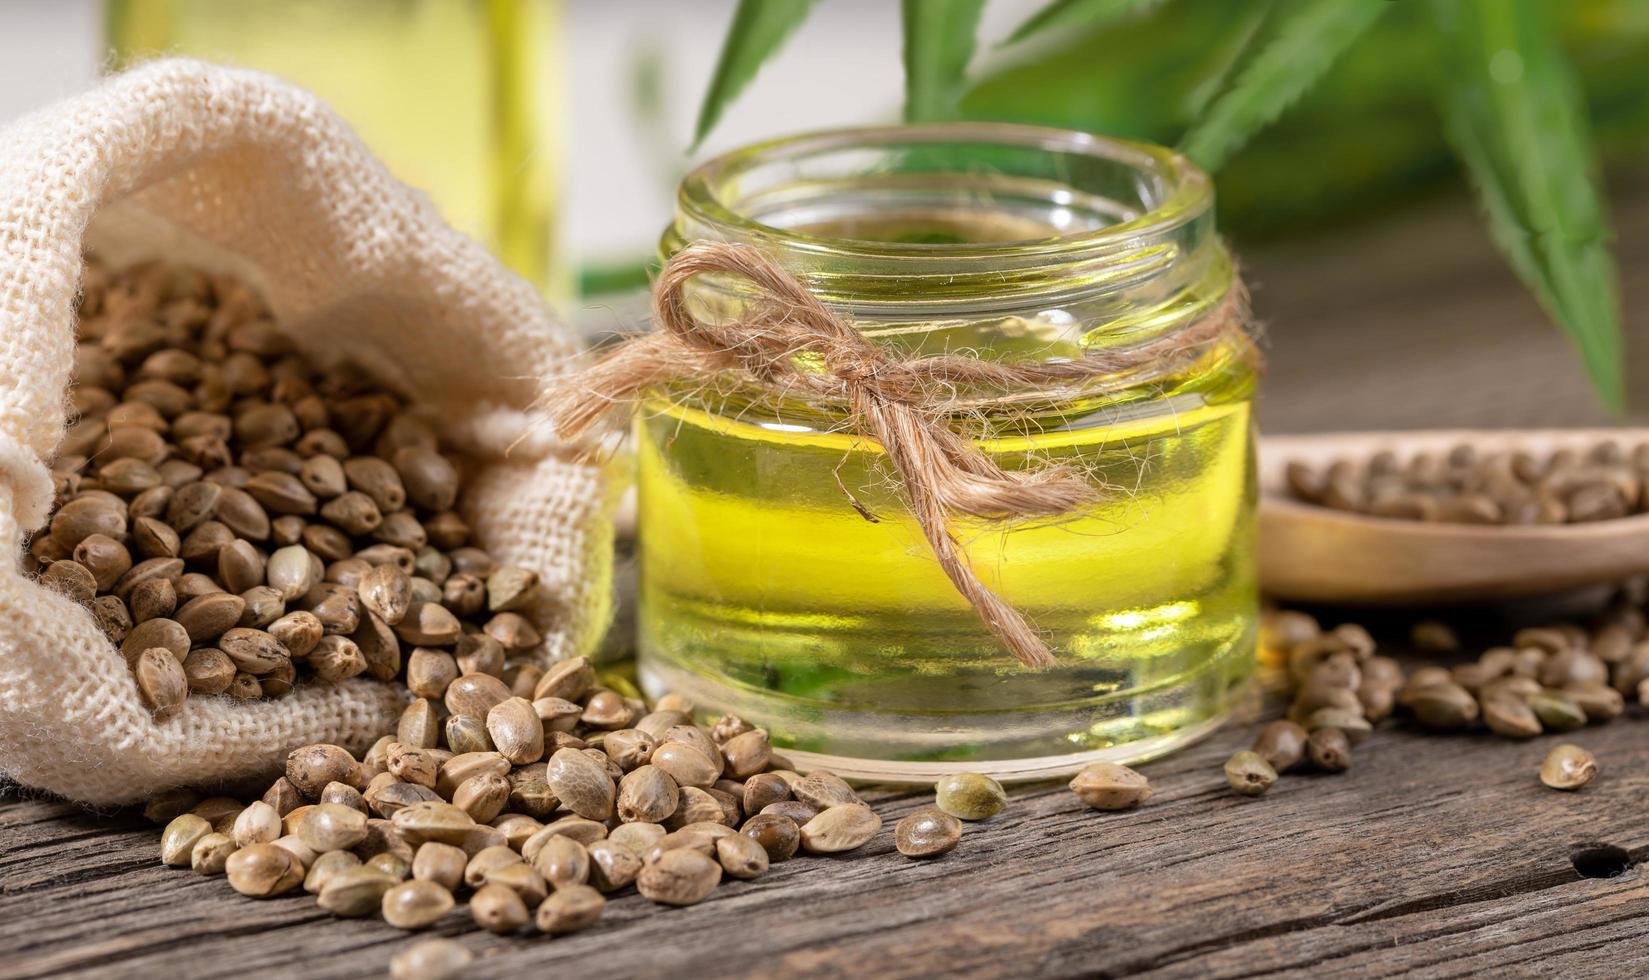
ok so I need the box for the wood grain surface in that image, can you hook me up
[6,177,1649,979]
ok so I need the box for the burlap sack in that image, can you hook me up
[0,59,612,806]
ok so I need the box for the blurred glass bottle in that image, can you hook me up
[107,0,568,303]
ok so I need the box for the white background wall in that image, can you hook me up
[0,0,1038,280]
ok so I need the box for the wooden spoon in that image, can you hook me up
[1260,429,1649,604]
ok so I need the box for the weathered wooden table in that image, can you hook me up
[6,178,1649,979]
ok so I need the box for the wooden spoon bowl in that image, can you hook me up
[1260,429,1649,605]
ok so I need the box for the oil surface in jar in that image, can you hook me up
[636,356,1258,764]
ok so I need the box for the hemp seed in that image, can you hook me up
[411,842,468,891]
[536,883,605,935]
[934,772,1006,821]
[1306,727,1352,772]
[190,833,238,875]
[894,808,962,859]
[161,813,212,866]
[799,804,882,854]
[546,747,616,820]
[303,849,362,894]
[587,839,644,893]
[1540,743,1598,791]
[1224,751,1278,797]
[319,867,399,916]
[470,882,529,935]
[389,939,472,980]
[714,831,770,879]
[1068,762,1152,811]
[225,842,305,898]
[1251,720,1309,772]
[637,848,721,906]
[231,800,282,847]
[382,879,455,930]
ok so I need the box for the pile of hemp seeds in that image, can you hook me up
[43,258,965,978]
[40,257,547,715]
[1217,598,1648,798]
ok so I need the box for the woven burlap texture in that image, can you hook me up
[0,59,611,806]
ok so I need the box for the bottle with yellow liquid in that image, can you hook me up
[106,0,566,302]
[638,124,1258,783]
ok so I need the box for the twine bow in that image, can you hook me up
[543,241,1253,668]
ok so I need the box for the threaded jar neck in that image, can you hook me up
[664,123,1230,341]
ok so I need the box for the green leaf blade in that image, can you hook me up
[1179,0,1388,171]
[902,0,988,122]
[1431,0,1623,410]
[1002,0,1166,48]
[692,0,816,151]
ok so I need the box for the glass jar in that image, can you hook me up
[637,123,1257,782]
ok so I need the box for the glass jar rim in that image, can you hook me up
[673,121,1214,264]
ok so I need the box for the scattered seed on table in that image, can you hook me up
[894,808,962,858]
[934,772,1006,820]
[390,939,472,980]
[1068,762,1152,811]
[1252,720,1309,772]
[1307,727,1352,773]
[1540,743,1598,791]
[1224,751,1278,797]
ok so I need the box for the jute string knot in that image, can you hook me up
[544,240,1256,668]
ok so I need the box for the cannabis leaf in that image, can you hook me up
[902,0,987,122]
[1002,0,1167,48]
[692,0,815,151]
[1179,0,1388,170]
[1431,0,1623,409]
